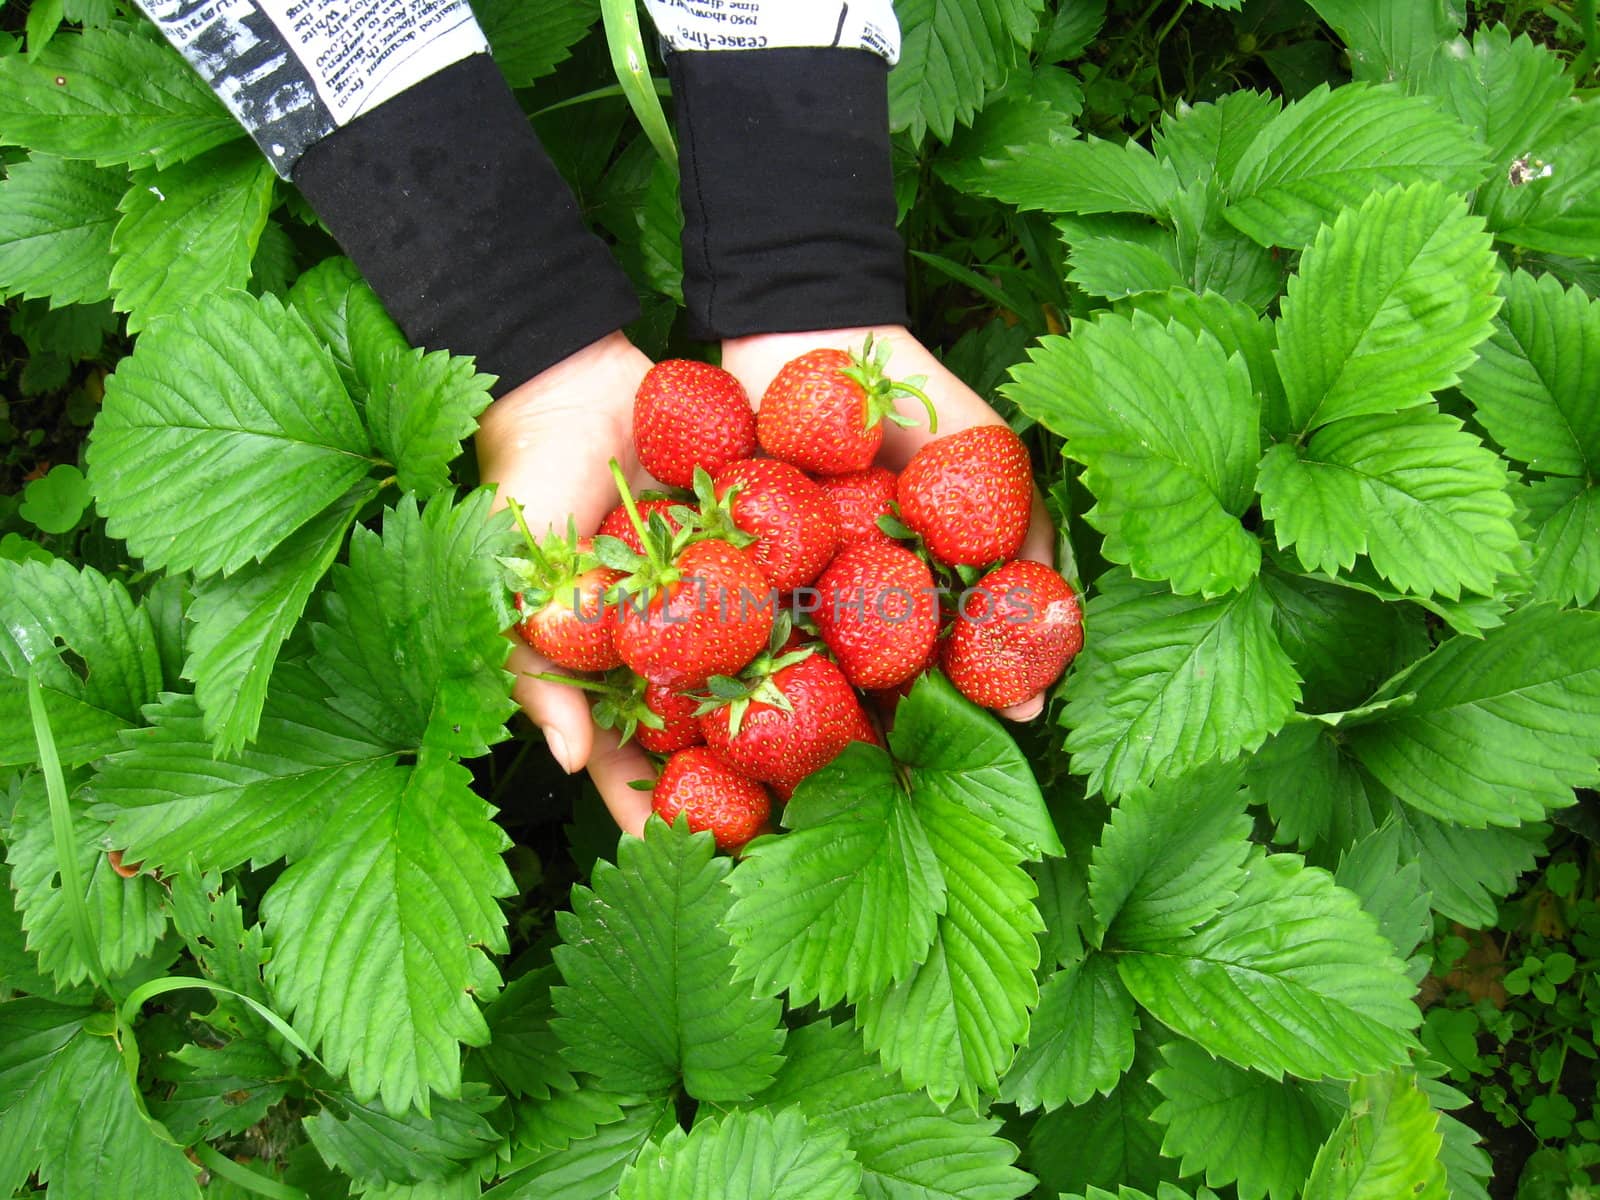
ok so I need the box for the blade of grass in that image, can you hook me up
[120,975,324,1066]
[194,1144,310,1200]
[600,0,678,172]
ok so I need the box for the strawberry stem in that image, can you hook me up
[838,335,940,436]
[608,458,667,573]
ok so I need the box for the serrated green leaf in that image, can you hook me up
[1347,606,1600,827]
[620,1108,860,1200]
[1063,571,1300,799]
[941,74,1082,172]
[1521,477,1600,606]
[889,0,1047,143]
[1223,83,1489,248]
[1066,234,1186,300]
[1089,763,1252,947]
[1302,1071,1447,1200]
[0,154,122,304]
[1154,90,1283,186]
[1256,409,1518,598]
[1168,180,1283,313]
[1416,26,1570,169]
[91,665,388,871]
[508,1085,632,1161]
[481,964,575,1100]
[1121,288,1287,428]
[10,295,117,361]
[0,1000,200,1198]
[1116,850,1418,1080]
[262,751,514,1112]
[485,1098,668,1200]
[1385,798,1547,927]
[0,558,162,768]
[1242,723,1372,850]
[0,861,77,999]
[999,953,1135,1111]
[0,28,240,169]
[472,0,599,87]
[305,1088,500,1186]
[365,347,494,498]
[856,789,1041,1108]
[1416,1074,1492,1200]
[1006,312,1260,596]
[725,744,945,1009]
[288,257,410,403]
[311,491,514,757]
[1334,821,1430,967]
[552,816,785,1102]
[183,483,376,755]
[1487,98,1600,258]
[7,775,167,989]
[756,1020,1033,1200]
[1027,1041,1175,1197]
[150,1037,289,1144]
[1460,269,1600,478]
[1305,0,1458,83]
[1275,182,1499,434]
[165,869,275,1039]
[1150,1040,1341,1200]
[893,670,1061,858]
[87,289,375,577]
[945,132,1180,215]
[110,142,275,333]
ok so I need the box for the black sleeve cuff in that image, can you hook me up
[292,55,639,396]
[669,48,908,340]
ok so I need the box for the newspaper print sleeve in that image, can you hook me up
[640,0,900,64]
[136,0,488,176]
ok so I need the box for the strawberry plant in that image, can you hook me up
[2,0,1600,1197]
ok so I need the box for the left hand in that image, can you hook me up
[720,324,1057,722]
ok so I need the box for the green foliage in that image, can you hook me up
[0,154,122,304]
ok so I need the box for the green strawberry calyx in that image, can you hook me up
[691,615,813,735]
[529,668,668,745]
[601,458,703,605]
[687,467,760,551]
[835,332,939,435]
[498,501,598,612]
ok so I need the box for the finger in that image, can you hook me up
[997,692,1045,722]
[506,641,595,774]
[1019,492,1055,566]
[586,727,657,838]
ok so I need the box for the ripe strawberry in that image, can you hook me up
[942,559,1084,708]
[818,465,900,547]
[898,424,1033,566]
[698,651,863,792]
[637,683,704,755]
[844,701,882,748]
[501,507,624,672]
[757,336,937,475]
[634,360,756,488]
[812,540,939,690]
[604,463,774,691]
[705,459,839,591]
[653,746,771,852]
[598,496,688,555]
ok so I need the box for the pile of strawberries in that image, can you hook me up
[504,338,1083,852]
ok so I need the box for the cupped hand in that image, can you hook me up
[720,325,1057,722]
[475,331,657,836]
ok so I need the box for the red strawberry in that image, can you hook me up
[757,336,937,475]
[698,651,863,792]
[706,459,839,591]
[813,541,939,690]
[818,466,899,547]
[604,463,774,691]
[653,746,771,852]
[502,509,624,672]
[942,560,1084,708]
[637,683,704,755]
[599,496,688,555]
[898,425,1033,566]
[634,360,756,488]
[844,701,882,748]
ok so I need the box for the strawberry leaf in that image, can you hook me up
[943,132,1181,216]
[472,0,600,88]
[480,964,574,1101]
[998,953,1137,1112]
[87,290,376,577]
[552,816,786,1103]
[1153,89,1283,186]
[1115,849,1419,1080]
[1416,25,1571,171]
[1149,1040,1342,1200]
[1302,1071,1449,1200]
[750,1020,1034,1200]
[1026,1041,1174,1197]
[618,1108,861,1200]
[288,257,411,403]
[0,28,241,169]
[110,142,276,332]
[889,0,1047,144]
[310,491,515,759]
[303,1086,501,1186]
[364,347,496,498]
[261,750,514,1112]
[489,1098,671,1199]
[1303,0,1459,83]
[1005,311,1261,598]
[0,154,122,305]
[1063,570,1301,799]
[1274,182,1500,435]
[725,744,947,1010]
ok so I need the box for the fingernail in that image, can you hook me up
[542,726,575,773]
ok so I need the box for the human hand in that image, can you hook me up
[475,331,658,836]
[720,324,1057,722]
